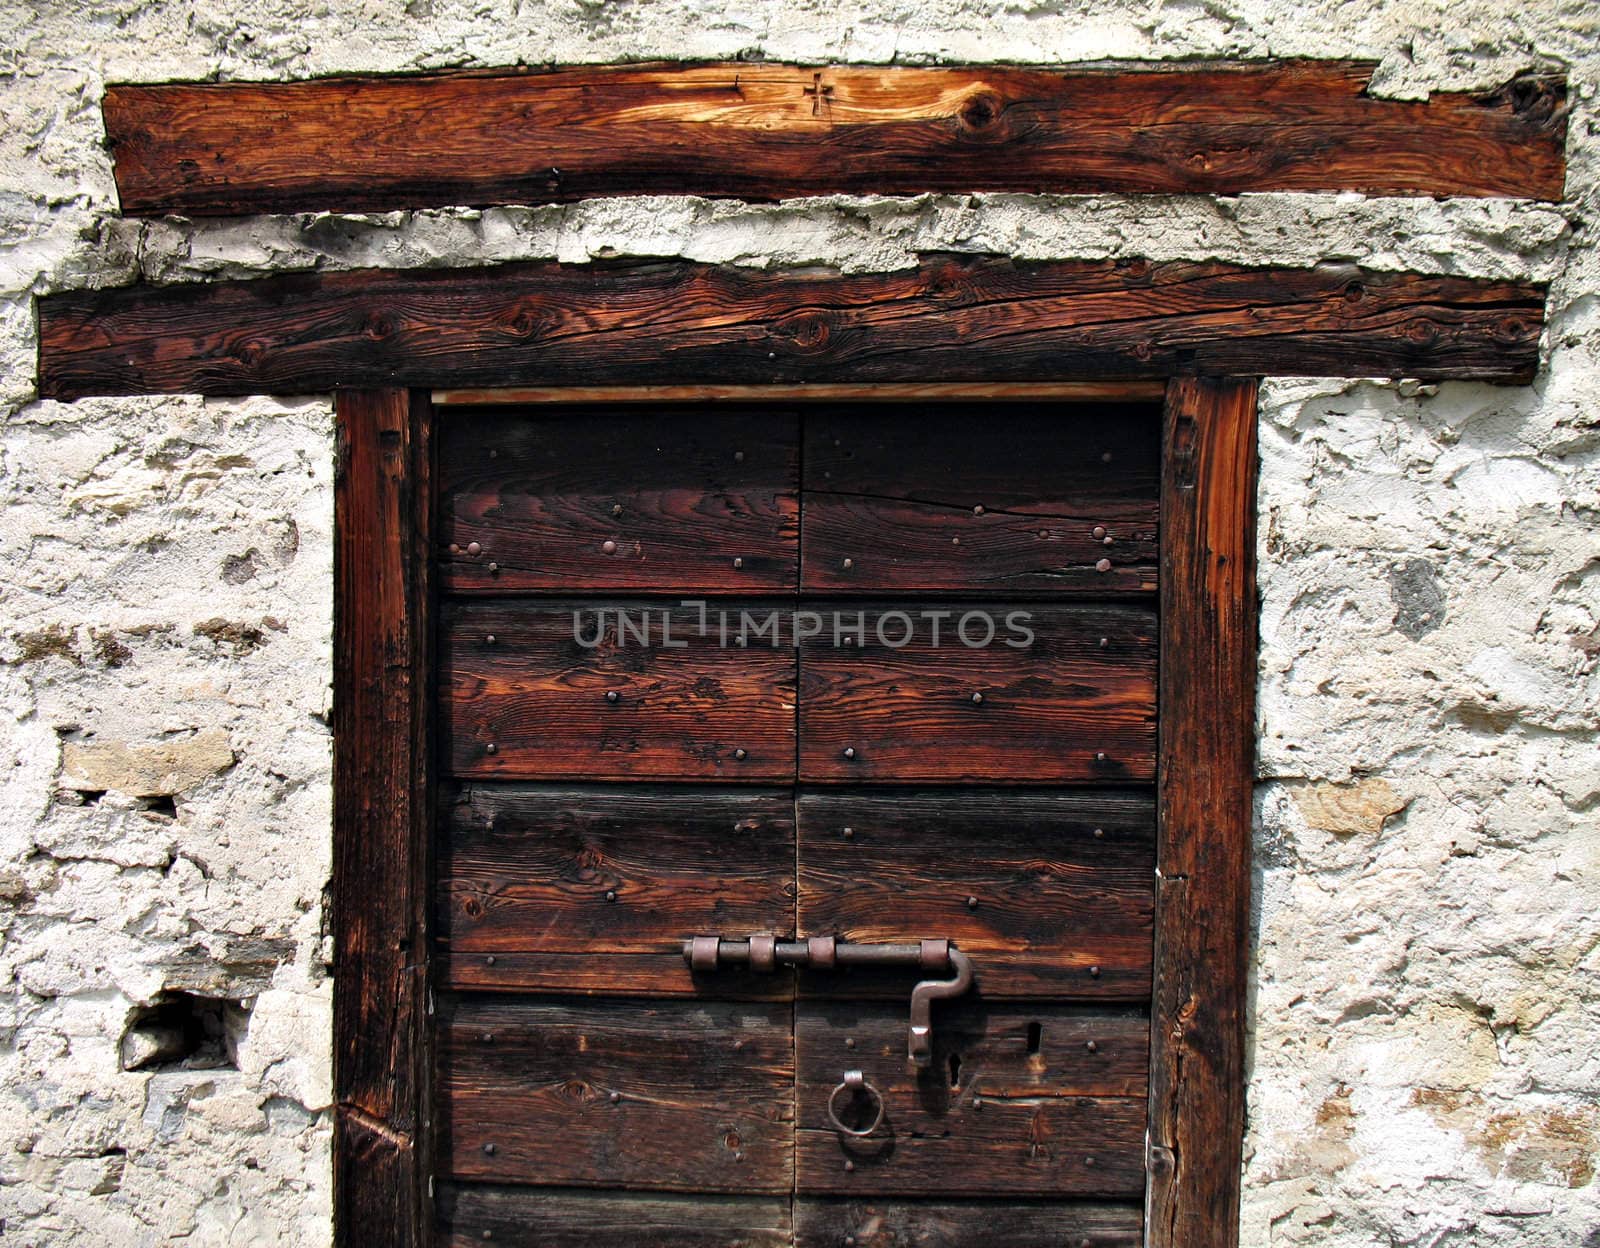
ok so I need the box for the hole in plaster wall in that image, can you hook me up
[139,794,177,819]
[120,992,251,1072]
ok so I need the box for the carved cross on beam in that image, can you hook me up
[802,71,834,116]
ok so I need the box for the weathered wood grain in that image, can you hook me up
[433,381,1173,406]
[803,403,1160,593]
[796,1000,1146,1196]
[438,406,799,594]
[437,1186,793,1247]
[439,600,797,781]
[36,256,1547,400]
[1145,378,1258,1248]
[794,1198,1143,1247]
[798,603,1157,783]
[332,390,432,1248]
[797,791,1154,999]
[437,785,797,995]
[103,61,1567,216]
[439,998,794,1192]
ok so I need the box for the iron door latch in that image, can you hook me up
[683,934,975,1067]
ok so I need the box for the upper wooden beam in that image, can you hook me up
[103,61,1567,217]
[35,255,1545,399]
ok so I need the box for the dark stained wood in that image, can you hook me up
[439,600,797,781]
[437,785,796,995]
[36,257,1548,401]
[434,381,1173,405]
[438,1186,793,1247]
[438,406,799,594]
[439,998,794,1193]
[103,61,1567,216]
[797,791,1153,999]
[798,603,1156,783]
[796,1000,1147,1196]
[1146,378,1258,1248]
[802,404,1159,593]
[332,389,432,1248]
[795,1198,1143,1247]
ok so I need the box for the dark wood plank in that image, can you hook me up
[438,785,796,995]
[36,257,1547,400]
[438,406,799,594]
[803,403,1159,593]
[798,604,1156,783]
[439,600,797,781]
[332,389,432,1248]
[795,1198,1143,1247]
[438,1186,793,1248]
[439,998,794,1193]
[103,62,1566,216]
[796,1000,1147,1196]
[1146,378,1258,1248]
[797,791,1153,999]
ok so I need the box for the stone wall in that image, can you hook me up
[2,1,1596,1244]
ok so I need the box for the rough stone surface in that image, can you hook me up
[2,1,1597,1245]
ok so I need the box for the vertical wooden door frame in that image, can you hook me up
[331,377,1259,1248]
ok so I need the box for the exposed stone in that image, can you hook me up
[59,730,236,798]
[1389,557,1448,640]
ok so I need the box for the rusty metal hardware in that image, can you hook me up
[827,1070,885,1137]
[683,934,975,1066]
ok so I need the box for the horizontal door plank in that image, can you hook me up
[439,998,793,1192]
[439,406,799,594]
[438,1186,792,1248]
[797,1000,1147,1196]
[798,791,1153,999]
[795,1198,1143,1247]
[803,404,1159,593]
[438,785,796,996]
[799,604,1156,782]
[440,601,797,781]
[37,257,1547,400]
[103,62,1565,216]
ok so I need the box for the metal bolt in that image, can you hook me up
[486,634,497,645]
[966,895,979,910]
[1093,827,1105,838]
[605,890,617,903]
[951,536,961,545]
[971,691,984,704]
[483,1142,497,1156]
[842,747,857,761]
[842,827,854,840]
[606,690,620,704]
[1084,1155,1097,1167]
[843,1159,855,1173]
[1098,636,1109,648]
[609,1091,621,1104]
[487,562,499,575]
[481,1032,494,1044]
[845,1037,856,1050]
[734,748,748,761]
[449,543,461,554]
[602,539,617,554]
[1089,965,1102,979]
[1104,536,1114,546]
[467,541,482,556]
[1086,1040,1099,1053]
[612,503,624,516]
[485,955,496,966]
[1095,751,1107,762]
[841,638,854,647]
[842,558,854,570]
[483,1231,493,1242]
[733,557,744,569]
[1038,529,1049,539]
[1092,526,1107,539]
[973,505,985,516]
[1095,558,1112,573]
[485,742,497,755]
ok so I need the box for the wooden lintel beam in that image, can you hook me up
[35,256,1544,400]
[102,60,1567,216]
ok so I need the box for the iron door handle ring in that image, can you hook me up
[827,1069,885,1138]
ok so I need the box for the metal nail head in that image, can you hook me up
[1092,526,1107,539]
[605,690,620,703]
[1089,965,1102,978]
[485,634,496,645]
[733,557,743,569]
[966,895,979,910]
[602,540,617,555]
[609,1091,621,1103]
[485,742,497,755]
[487,562,499,575]
[971,691,983,704]
[605,890,617,902]
[1095,558,1112,573]
[842,747,857,761]
[483,1143,497,1156]
[467,541,481,555]
[612,503,623,516]
[842,558,854,570]
[1086,1040,1099,1053]
[734,748,748,761]
[973,505,985,516]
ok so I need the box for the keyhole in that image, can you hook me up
[1027,1022,1043,1055]
[948,1053,962,1089]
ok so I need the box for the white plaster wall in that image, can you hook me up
[1,2,1596,1244]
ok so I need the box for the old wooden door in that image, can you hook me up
[430,399,1160,1246]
